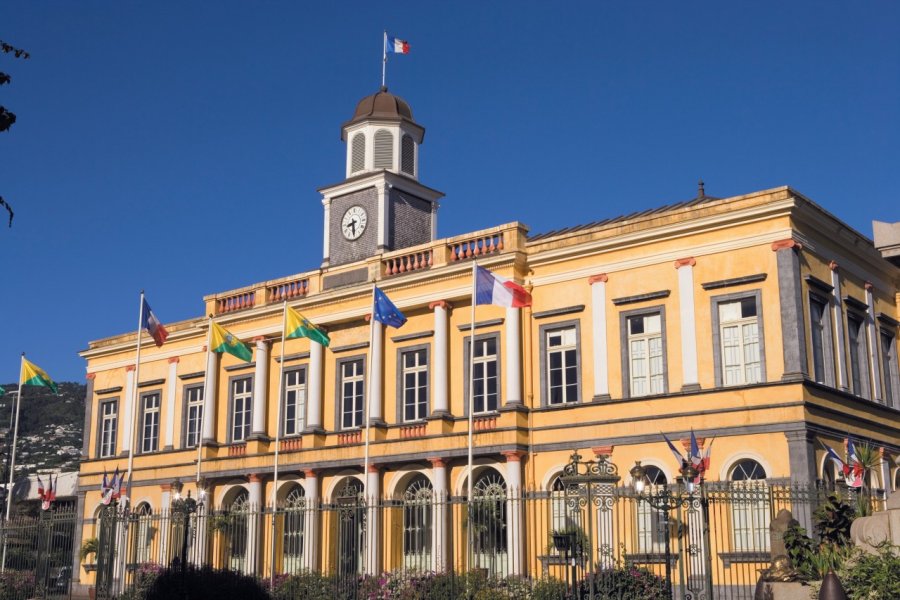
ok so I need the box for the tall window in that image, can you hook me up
[340,359,365,430]
[472,470,508,576]
[809,296,829,383]
[283,486,306,573]
[471,337,499,414]
[881,330,897,408]
[140,392,160,453]
[283,369,306,436]
[847,313,868,398]
[729,459,769,552]
[99,400,118,458]
[134,503,154,563]
[402,475,433,570]
[628,313,664,396]
[231,378,252,442]
[719,298,761,385]
[547,327,578,404]
[184,386,203,448]
[636,466,668,553]
[401,349,428,422]
[229,491,250,572]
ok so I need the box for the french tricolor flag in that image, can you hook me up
[141,297,169,347]
[387,36,410,54]
[475,265,532,308]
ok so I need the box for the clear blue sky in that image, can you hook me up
[2,2,898,383]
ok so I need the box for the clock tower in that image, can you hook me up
[320,87,444,278]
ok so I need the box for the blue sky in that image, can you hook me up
[2,1,898,383]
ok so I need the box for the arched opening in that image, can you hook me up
[334,478,364,577]
[220,489,250,572]
[350,133,366,173]
[282,485,306,573]
[402,475,433,570]
[401,134,415,175]
[728,459,769,552]
[470,468,507,575]
[373,129,393,170]
[133,502,154,564]
[635,466,668,553]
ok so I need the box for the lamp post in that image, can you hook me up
[170,479,199,573]
[629,460,701,600]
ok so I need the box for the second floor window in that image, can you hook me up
[184,386,203,448]
[341,359,365,430]
[231,378,252,442]
[719,298,762,385]
[140,392,160,453]
[99,400,117,458]
[847,313,868,398]
[401,349,428,422]
[881,330,897,408]
[809,295,829,383]
[472,337,499,414]
[628,313,664,397]
[283,369,306,436]
[547,327,578,404]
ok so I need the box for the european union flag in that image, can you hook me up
[373,286,407,328]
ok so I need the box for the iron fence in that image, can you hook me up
[77,482,831,599]
[0,505,78,600]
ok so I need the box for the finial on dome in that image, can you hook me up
[698,179,705,198]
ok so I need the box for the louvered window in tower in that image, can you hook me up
[401,134,415,175]
[373,129,393,169]
[351,133,366,173]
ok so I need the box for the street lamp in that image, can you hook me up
[170,479,199,572]
[629,460,702,600]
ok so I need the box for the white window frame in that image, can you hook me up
[469,335,499,415]
[98,399,118,458]
[635,466,668,553]
[809,295,829,384]
[230,377,253,443]
[728,459,770,553]
[719,298,762,386]
[184,385,203,449]
[339,359,365,430]
[627,313,665,397]
[545,326,579,405]
[847,312,869,398]
[283,368,307,436]
[139,392,160,454]
[400,348,429,422]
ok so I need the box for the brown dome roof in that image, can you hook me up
[346,86,416,126]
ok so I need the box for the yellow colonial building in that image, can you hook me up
[73,88,900,596]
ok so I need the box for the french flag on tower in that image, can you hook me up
[475,265,532,308]
[387,36,410,54]
[141,297,169,347]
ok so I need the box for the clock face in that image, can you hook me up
[341,205,368,240]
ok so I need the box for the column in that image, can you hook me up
[784,429,817,531]
[81,374,96,457]
[505,308,523,407]
[251,337,269,439]
[302,469,319,571]
[164,358,178,450]
[376,182,387,251]
[773,240,808,381]
[503,451,524,576]
[202,350,218,444]
[865,283,883,403]
[429,457,449,572]
[159,483,171,565]
[675,258,700,391]
[305,342,324,432]
[122,365,135,455]
[589,275,610,401]
[321,199,331,266]
[247,474,263,574]
[71,491,87,582]
[430,302,451,416]
[369,319,385,425]
[879,448,891,501]
[830,262,849,391]
[592,446,616,569]
[365,465,381,574]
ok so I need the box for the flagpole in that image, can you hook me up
[270,301,288,589]
[4,355,24,524]
[196,316,213,485]
[467,261,477,571]
[125,291,146,505]
[382,30,387,88]
[363,285,376,572]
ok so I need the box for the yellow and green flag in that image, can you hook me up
[0,386,4,397]
[286,306,330,347]
[21,358,58,394]
[210,321,253,362]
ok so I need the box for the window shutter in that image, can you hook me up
[374,129,393,169]
[351,133,366,173]
[401,134,415,175]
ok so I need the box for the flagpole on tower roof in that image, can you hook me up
[382,30,388,89]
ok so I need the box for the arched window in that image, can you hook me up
[373,129,393,170]
[402,475,433,570]
[822,459,837,492]
[350,133,366,173]
[335,478,365,576]
[133,503,154,564]
[228,490,250,572]
[283,486,306,573]
[893,468,900,492]
[729,459,769,552]
[401,134,415,175]
[472,469,507,575]
[636,466,668,553]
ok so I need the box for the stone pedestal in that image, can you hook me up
[754,581,813,600]
[850,492,900,553]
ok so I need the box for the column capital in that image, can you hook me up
[588,273,608,285]
[159,483,172,492]
[367,463,381,474]
[202,345,208,352]
[125,365,136,372]
[502,450,526,462]
[429,300,453,311]
[253,336,269,346]
[428,457,447,469]
[592,445,614,459]
[771,238,803,252]
[829,260,840,272]
[248,473,262,483]
[168,357,180,364]
[364,314,371,322]
[86,373,96,380]
[674,257,696,269]
[303,469,318,478]
[865,281,874,291]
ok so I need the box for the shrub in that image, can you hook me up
[814,492,854,546]
[0,571,35,600]
[578,565,669,600]
[141,566,269,600]
[835,544,900,600]
[119,563,164,600]
[531,576,567,600]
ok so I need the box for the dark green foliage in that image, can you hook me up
[782,522,818,579]
[836,544,900,600]
[814,492,854,546]
[0,570,35,600]
[142,566,269,600]
[578,565,669,600]
[531,576,568,600]
[269,571,336,600]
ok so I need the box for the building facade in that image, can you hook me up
[74,88,900,587]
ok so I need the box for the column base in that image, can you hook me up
[681,383,701,392]
[201,438,222,448]
[780,372,806,383]
[591,394,613,403]
[368,418,388,429]
[499,402,529,413]
[428,411,454,422]
[303,426,326,435]
[246,433,271,442]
